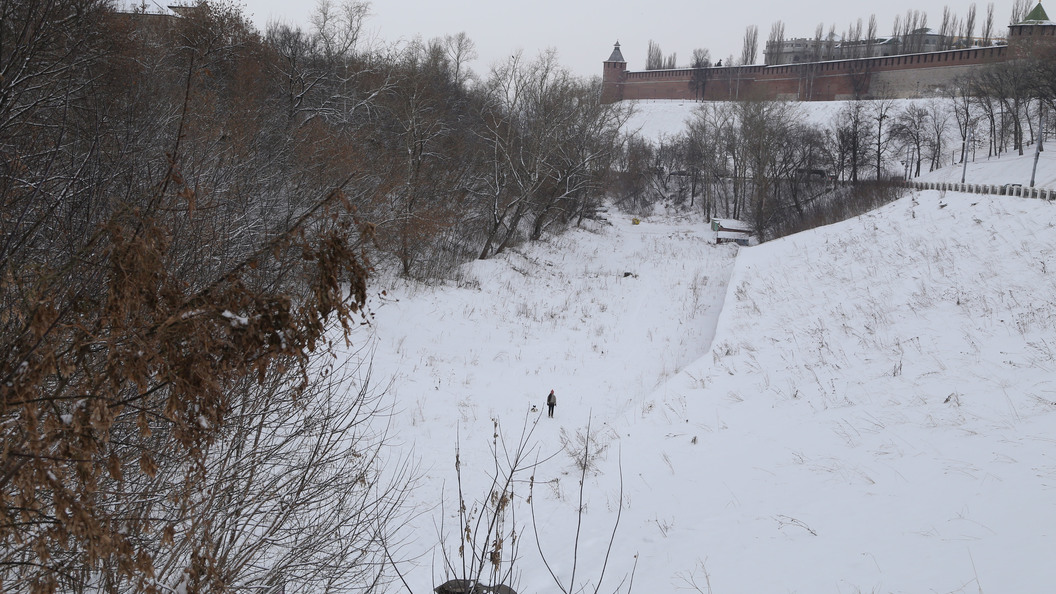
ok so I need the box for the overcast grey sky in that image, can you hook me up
[238,0,1025,79]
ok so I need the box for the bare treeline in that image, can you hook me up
[0,0,629,592]
[617,41,1056,242]
[645,40,677,70]
[766,3,1009,66]
[613,98,911,240]
[967,50,1056,158]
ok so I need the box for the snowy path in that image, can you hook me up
[367,210,737,429]
[360,209,739,592]
[350,190,1056,594]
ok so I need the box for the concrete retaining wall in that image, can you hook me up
[902,179,1054,200]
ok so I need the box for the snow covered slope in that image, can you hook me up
[355,100,1056,593]
[612,191,1056,592]
[918,149,1056,190]
[362,210,739,593]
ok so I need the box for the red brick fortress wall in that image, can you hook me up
[602,24,1055,103]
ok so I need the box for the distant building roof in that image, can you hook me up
[711,218,753,233]
[606,42,625,63]
[168,3,207,18]
[1022,2,1051,23]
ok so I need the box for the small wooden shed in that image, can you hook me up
[710,218,753,246]
[435,580,518,594]
[710,218,752,233]
[716,231,751,246]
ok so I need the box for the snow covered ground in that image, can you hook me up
[622,98,848,142]
[917,149,1056,190]
[362,210,740,592]
[352,101,1056,593]
[621,191,1056,592]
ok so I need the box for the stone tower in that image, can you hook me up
[601,42,626,104]
[1007,2,1056,55]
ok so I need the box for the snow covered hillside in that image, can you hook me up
[362,211,739,592]
[354,100,1056,593]
[623,99,846,141]
[612,191,1056,592]
[917,149,1056,190]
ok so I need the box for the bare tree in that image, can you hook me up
[738,100,799,236]
[792,24,826,99]
[766,21,786,65]
[939,6,955,50]
[970,73,1004,156]
[963,4,978,47]
[378,38,477,278]
[643,40,676,70]
[689,49,712,101]
[0,2,418,592]
[434,415,635,594]
[445,32,478,89]
[866,15,879,57]
[1029,44,1056,113]
[895,12,909,53]
[844,19,864,59]
[812,23,826,61]
[311,0,370,62]
[612,136,658,213]
[645,40,663,70]
[1010,0,1032,24]
[682,113,720,214]
[775,125,831,217]
[890,104,930,176]
[916,12,930,52]
[473,50,626,258]
[974,58,1035,155]
[872,95,898,179]
[825,25,838,60]
[900,10,930,53]
[532,417,635,594]
[691,48,712,68]
[131,350,413,593]
[925,99,954,170]
[741,25,759,65]
[436,417,541,593]
[947,74,981,162]
[526,80,632,240]
[832,100,874,183]
[474,51,545,259]
[981,2,995,46]
[269,0,385,129]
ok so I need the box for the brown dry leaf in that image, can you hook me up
[137,412,152,438]
[107,453,123,482]
[161,524,175,547]
[139,452,158,478]
[178,186,196,217]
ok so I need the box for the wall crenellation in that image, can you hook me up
[601,18,1056,103]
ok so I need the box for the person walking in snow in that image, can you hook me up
[546,390,557,418]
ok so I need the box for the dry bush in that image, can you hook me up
[766,181,907,241]
[0,1,408,591]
